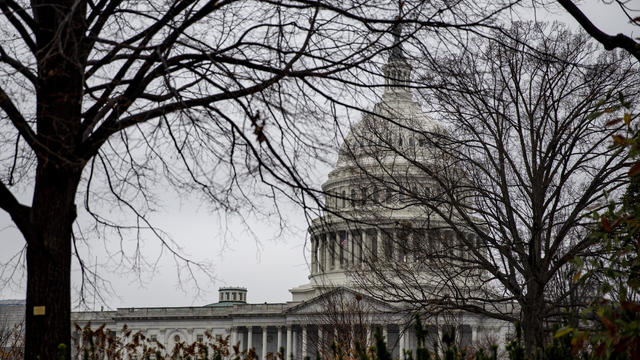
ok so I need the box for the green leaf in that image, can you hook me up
[588,111,603,120]
[555,327,573,338]
[571,256,584,268]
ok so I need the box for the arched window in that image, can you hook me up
[350,189,356,207]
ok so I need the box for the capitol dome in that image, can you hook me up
[290,28,477,302]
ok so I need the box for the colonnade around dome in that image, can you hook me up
[308,226,481,277]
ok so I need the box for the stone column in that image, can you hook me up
[382,325,388,343]
[230,327,238,346]
[310,238,316,274]
[336,231,342,269]
[359,232,364,264]
[471,325,478,344]
[286,326,292,360]
[293,328,298,360]
[316,237,321,273]
[497,326,506,354]
[318,326,324,354]
[277,326,283,355]
[248,327,253,352]
[377,230,383,260]
[231,327,238,353]
[366,325,372,347]
[399,330,406,360]
[302,325,308,359]
[262,326,268,360]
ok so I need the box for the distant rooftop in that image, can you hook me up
[0,299,26,306]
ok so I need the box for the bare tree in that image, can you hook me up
[339,22,639,353]
[0,0,528,358]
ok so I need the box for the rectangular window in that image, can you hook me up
[351,231,359,264]
[329,233,335,268]
[321,234,327,271]
[197,334,204,342]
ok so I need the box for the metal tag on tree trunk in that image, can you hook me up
[33,306,45,316]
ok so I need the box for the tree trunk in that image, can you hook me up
[25,1,87,357]
[522,281,546,356]
[24,165,81,360]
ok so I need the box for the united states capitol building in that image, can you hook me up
[71,32,512,359]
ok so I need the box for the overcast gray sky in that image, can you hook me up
[1,1,638,310]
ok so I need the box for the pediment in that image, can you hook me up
[286,287,396,315]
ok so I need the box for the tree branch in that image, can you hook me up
[0,180,31,240]
[0,0,37,54]
[557,0,640,62]
[0,84,39,151]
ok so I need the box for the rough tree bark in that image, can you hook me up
[25,167,80,359]
[26,1,87,357]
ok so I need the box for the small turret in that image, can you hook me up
[218,287,247,303]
